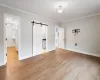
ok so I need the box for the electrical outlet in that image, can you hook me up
[75,43,77,46]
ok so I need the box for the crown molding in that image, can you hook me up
[0,3,100,24]
[62,12,100,23]
[0,3,57,23]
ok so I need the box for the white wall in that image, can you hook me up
[0,5,57,64]
[0,13,4,66]
[62,15,100,55]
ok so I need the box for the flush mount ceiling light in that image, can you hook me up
[57,5,64,13]
[55,2,68,14]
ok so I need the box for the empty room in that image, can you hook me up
[0,0,100,80]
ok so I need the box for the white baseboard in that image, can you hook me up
[19,49,55,60]
[19,55,32,60]
[66,48,100,57]
[0,62,5,67]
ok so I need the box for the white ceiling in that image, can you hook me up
[0,0,100,23]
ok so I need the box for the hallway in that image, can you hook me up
[7,47,19,66]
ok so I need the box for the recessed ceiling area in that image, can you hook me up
[0,0,100,23]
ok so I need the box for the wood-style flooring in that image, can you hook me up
[7,47,19,66]
[0,48,100,80]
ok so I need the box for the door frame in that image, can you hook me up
[32,24,48,56]
[3,13,21,64]
[55,27,65,49]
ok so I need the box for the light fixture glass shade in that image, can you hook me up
[57,7,63,13]
[57,5,64,13]
[55,2,68,14]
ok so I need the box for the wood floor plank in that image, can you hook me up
[0,48,100,80]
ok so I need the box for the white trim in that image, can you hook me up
[3,13,21,63]
[0,3,57,23]
[19,49,55,61]
[47,49,55,52]
[62,13,100,23]
[67,48,100,57]
[0,63,5,67]
[19,56,32,60]
[46,26,48,51]
[0,3,100,24]
[3,13,6,65]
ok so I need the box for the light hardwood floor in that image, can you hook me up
[7,47,19,66]
[0,48,100,80]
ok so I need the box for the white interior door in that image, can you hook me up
[33,24,42,56]
[42,25,46,50]
[59,28,64,49]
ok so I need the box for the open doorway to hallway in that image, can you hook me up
[4,14,20,65]
[55,27,65,49]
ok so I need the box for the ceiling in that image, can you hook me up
[0,0,100,23]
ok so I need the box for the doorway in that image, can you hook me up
[59,28,64,49]
[4,14,20,65]
[55,27,64,49]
